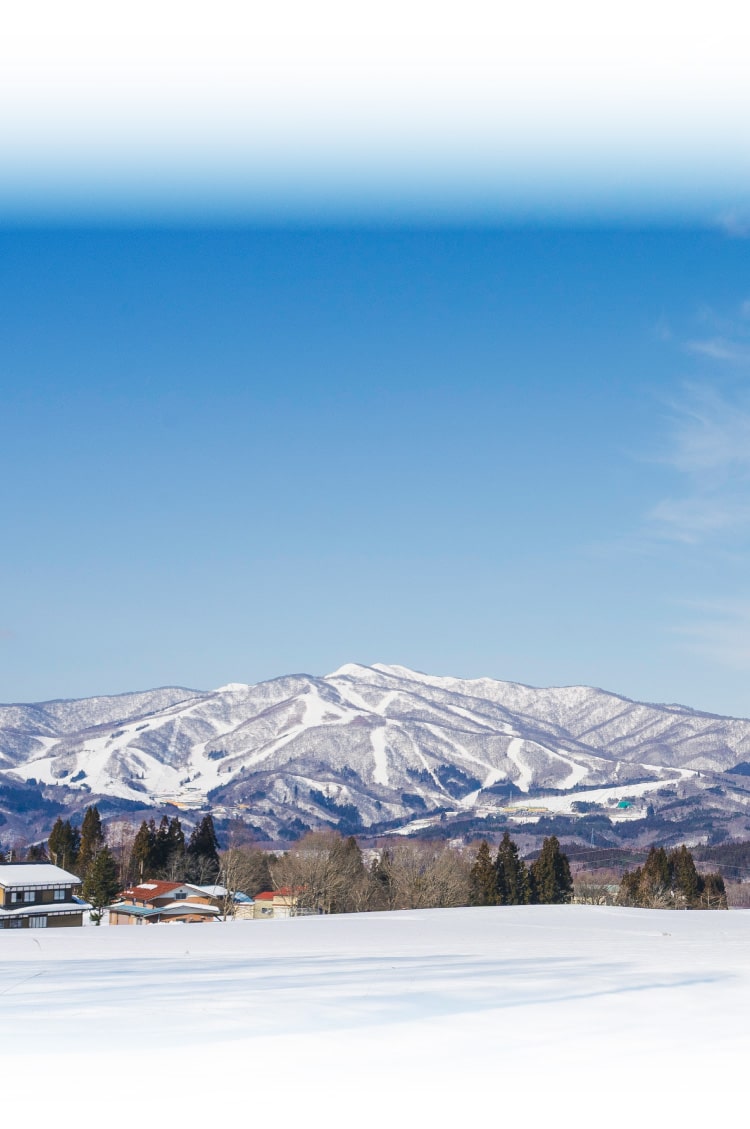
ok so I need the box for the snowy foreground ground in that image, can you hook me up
[1,906,748,1126]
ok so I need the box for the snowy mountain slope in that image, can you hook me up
[3,664,750,838]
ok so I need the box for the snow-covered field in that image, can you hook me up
[2,907,747,1126]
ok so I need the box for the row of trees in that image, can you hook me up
[48,808,120,921]
[617,845,727,909]
[47,809,223,884]
[129,814,222,884]
[273,832,471,914]
[45,808,222,921]
[39,813,727,918]
[468,834,574,906]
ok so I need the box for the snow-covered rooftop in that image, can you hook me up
[0,863,82,887]
[0,900,91,917]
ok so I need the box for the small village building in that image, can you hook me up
[0,862,91,929]
[252,887,299,919]
[192,885,256,920]
[108,880,220,925]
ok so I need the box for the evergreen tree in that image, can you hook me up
[26,843,49,862]
[698,871,727,909]
[530,836,573,904]
[617,844,728,910]
[617,866,643,907]
[640,847,673,906]
[78,806,105,877]
[48,817,81,871]
[495,832,530,905]
[468,840,499,906]
[82,846,120,925]
[186,813,220,882]
[165,816,186,875]
[152,815,171,871]
[670,844,700,905]
[130,820,155,881]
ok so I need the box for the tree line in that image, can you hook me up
[468,833,574,905]
[264,831,575,913]
[18,812,730,919]
[43,807,232,921]
[616,845,727,909]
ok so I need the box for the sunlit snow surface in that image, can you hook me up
[1,906,747,1125]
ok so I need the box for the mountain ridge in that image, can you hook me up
[3,663,750,844]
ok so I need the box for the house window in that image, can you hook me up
[54,889,65,901]
[23,890,35,903]
[29,916,47,928]
[8,918,23,929]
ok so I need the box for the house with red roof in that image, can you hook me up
[108,880,220,925]
[252,887,300,919]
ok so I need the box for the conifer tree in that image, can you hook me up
[48,817,81,871]
[670,844,700,905]
[617,867,643,907]
[165,816,186,874]
[530,836,573,904]
[468,840,498,906]
[640,846,672,906]
[186,813,220,882]
[82,846,120,925]
[130,820,155,881]
[699,871,727,909]
[77,806,105,878]
[152,815,171,871]
[617,844,728,910]
[495,832,530,905]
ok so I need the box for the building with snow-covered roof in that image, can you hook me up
[0,862,91,929]
[191,885,256,918]
[109,879,221,925]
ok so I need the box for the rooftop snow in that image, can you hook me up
[0,863,82,887]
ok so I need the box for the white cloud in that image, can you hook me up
[659,385,750,475]
[686,337,750,364]
[647,384,750,543]
[648,497,750,544]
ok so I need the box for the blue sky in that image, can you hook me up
[3,226,750,714]
[2,3,750,713]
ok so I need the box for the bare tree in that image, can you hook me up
[106,820,139,887]
[272,831,368,914]
[216,847,274,918]
[379,841,470,910]
[573,869,620,906]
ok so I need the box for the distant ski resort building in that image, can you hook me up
[0,863,91,929]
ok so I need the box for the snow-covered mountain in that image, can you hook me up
[4,663,750,841]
